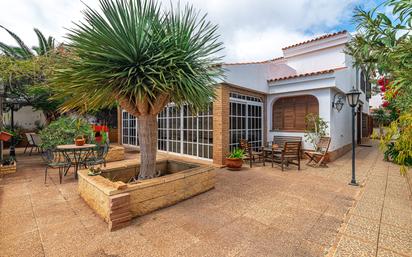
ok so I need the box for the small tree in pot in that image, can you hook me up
[225,148,245,171]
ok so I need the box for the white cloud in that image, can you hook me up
[1,0,364,62]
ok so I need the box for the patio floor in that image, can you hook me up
[0,143,410,257]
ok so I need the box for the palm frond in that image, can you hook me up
[0,25,34,59]
[53,0,224,114]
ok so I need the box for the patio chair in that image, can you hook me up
[83,142,110,168]
[29,133,42,155]
[273,141,301,171]
[239,139,264,168]
[23,133,35,154]
[42,149,71,184]
[304,137,331,167]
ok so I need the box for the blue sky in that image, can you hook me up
[0,0,387,62]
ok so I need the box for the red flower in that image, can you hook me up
[382,101,389,108]
[377,77,390,87]
[380,85,386,92]
[378,77,385,86]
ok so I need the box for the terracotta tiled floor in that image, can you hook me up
[0,143,410,257]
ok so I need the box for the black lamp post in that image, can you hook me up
[9,102,20,159]
[346,88,361,186]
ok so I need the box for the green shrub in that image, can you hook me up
[227,148,245,159]
[39,116,93,149]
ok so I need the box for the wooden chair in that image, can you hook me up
[273,141,301,171]
[239,139,264,168]
[304,137,331,167]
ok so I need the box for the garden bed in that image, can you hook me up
[78,159,216,231]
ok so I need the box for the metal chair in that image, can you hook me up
[23,133,35,154]
[83,142,110,168]
[29,133,42,155]
[42,149,71,184]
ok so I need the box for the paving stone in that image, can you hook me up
[2,144,411,257]
[343,223,378,244]
[347,214,380,232]
[333,236,376,257]
[0,231,44,257]
[377,248,407,257]
[378,232,412,256]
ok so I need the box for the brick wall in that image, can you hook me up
[212,83,267,166]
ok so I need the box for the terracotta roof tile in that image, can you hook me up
[268,67,346,82]
[282,30,348,50]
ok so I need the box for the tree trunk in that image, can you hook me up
[137,114,158,180]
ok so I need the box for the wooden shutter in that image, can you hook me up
[272,95,319,131]
[272,99,283,130]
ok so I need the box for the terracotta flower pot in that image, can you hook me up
[225,158,243,171]
[0,132,12,142]
[75,136,85,146]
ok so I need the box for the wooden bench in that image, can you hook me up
[271,136,302,148]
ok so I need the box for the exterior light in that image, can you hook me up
[346,88,361,108]
[332,93,345,112]
[346,88,361,186]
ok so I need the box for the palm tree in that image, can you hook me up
[0,25,55,59]
[52,0,224,179]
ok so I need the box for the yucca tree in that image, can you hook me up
[52,0,224,179]
[0,25,55,59]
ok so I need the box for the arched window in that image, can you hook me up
[272,95,319,131]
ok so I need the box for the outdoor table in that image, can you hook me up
[262,145,283,164]
[56,144,96,179]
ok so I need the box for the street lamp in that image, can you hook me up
[346,88,361,186]
[9,102,20,159]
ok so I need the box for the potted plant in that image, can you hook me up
[225,148,245,171]
[0,157,16,175]
[75,135,86,146]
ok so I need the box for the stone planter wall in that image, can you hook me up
[105,145,125,162]
[78,160,216,231]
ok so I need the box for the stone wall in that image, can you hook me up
[105,145,125,163]
[78,161,216,231]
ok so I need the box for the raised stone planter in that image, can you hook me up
[0,163,16,175]
[78,159,216,231]
[105,145,125,162]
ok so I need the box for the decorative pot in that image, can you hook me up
[75,136,85,146]
[225,158,243,171]
[0,131,12,142]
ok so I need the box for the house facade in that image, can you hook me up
[118,30,372,165]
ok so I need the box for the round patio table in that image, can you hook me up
[57,144,96,179]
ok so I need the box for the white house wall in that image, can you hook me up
[285,45,346,74]
[268,75,335,94]
[223,63,295,93]
[3,106,46,130]
[267,88,332,151]
[329,88,353,151]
